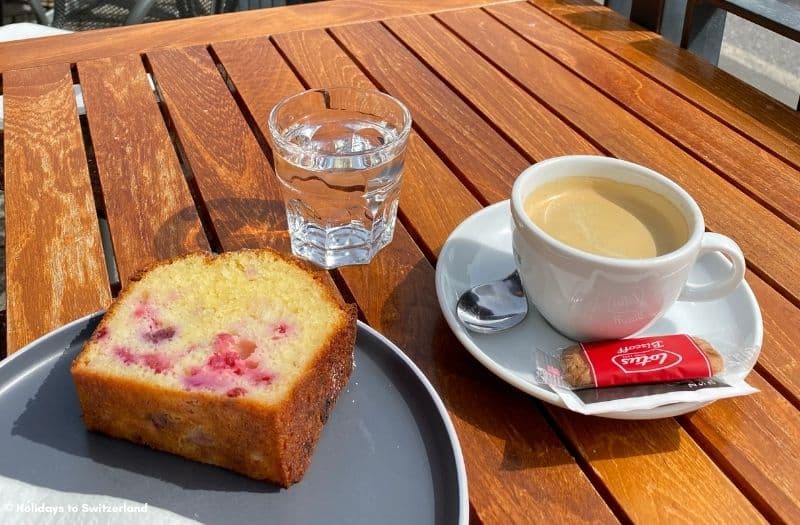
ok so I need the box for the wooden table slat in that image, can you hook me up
[77,54,210,284]
[747,271,800,406]
[145,46,290,254]
[484,2,800,228]
[3,64,112,352]
[212,34,619,523]
[435,8,800,305]
[526,0,800,171]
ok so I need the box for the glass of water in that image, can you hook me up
[268,87,412,269]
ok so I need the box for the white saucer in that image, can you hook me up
[435,201,763,419]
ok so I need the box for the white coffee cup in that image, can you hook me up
[510,156,746,341]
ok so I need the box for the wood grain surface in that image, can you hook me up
[0,0,522,73]
[3,64,111,353]
[549,408,766,523]
[311,19,786,521]
[2,0,799,522]
[326,25,531,204]
[424,10,800,517]
[213,35,617,523]
[681,372,800,524]
[525,0,800,171]
[145,46,289,253]
[484,2,800,228]
[382,16,600,160]
[77,54,209,283]
[435,8,800,304]
[747,271,800,406]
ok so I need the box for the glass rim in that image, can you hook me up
[267,87,413,159]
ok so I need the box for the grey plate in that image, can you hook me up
[0,313,467,524]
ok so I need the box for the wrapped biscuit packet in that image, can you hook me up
[535,334,758,415]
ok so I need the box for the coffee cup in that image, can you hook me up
[510,156,745,341]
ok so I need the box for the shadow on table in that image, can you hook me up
[6,315,278,522]
[153,197,290,256]
[380,236,681,470]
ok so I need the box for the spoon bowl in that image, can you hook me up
[456,271,528,333]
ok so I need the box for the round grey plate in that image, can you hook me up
[0,313,467,524]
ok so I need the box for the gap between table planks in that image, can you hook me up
[525,0,800,172]
[322,20,797,524]
[206,38,618,524]
[3,64,112,352]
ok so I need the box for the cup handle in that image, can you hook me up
[678,233,746,302]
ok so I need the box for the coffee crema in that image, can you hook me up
[523,177,689,259]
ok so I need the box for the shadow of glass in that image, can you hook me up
[154,197,291,257]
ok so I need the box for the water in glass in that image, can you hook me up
[273,111,405,269]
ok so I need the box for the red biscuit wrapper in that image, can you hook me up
[561,335,724,389]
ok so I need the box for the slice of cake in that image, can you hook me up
[71,249,357,486]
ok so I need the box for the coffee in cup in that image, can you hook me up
[510,156,746,341]
[523,177,689,259]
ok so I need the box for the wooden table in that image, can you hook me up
[2,0,799,522]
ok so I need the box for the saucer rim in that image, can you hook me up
[434,200,763,420]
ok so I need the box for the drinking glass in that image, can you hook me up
[268,87,412,269]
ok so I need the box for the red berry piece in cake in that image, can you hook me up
[184,336,277,393]
[253,371,275,384]
[92,326,110,341]
[237,339,257,359]
[183,367,227,390]
[114,346,136,365]
[143,326,177,344]
[226,387,247,398]
[133,298,179,345]
[142,353,172,374]
[270,321,295,341]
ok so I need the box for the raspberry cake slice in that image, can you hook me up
[71,249,357,486]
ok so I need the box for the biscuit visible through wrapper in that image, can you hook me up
[561,337,723,389]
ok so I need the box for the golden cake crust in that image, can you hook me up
[70,249,357,486]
